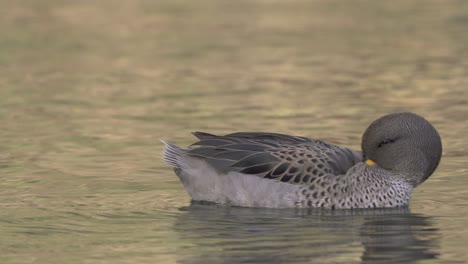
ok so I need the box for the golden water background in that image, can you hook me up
[1,1,468,263]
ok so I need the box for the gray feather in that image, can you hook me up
[184,132,362,185]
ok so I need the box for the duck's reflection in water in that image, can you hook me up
[173,202,439,264]
[359,212,438,264]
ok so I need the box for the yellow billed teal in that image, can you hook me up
[162,112,442,209]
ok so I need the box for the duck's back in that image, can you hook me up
[162,132,363,207]
[184,132,362,184]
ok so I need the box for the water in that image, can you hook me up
[0,0,468,263]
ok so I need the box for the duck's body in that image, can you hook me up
[162,112,442,209]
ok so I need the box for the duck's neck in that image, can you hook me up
[345,163,414,208]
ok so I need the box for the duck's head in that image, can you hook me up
[361,112,442,186]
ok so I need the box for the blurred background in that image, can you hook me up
[0,1,467,263]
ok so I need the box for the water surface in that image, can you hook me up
[1,1,468,263]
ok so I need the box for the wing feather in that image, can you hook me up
[186,131,362,185]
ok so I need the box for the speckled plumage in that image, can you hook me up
[162,112,442,209]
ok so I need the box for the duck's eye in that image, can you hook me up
[378,139,395,148]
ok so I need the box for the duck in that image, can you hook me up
[162,112,442,209]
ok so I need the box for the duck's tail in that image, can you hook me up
[161,140,189,170]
